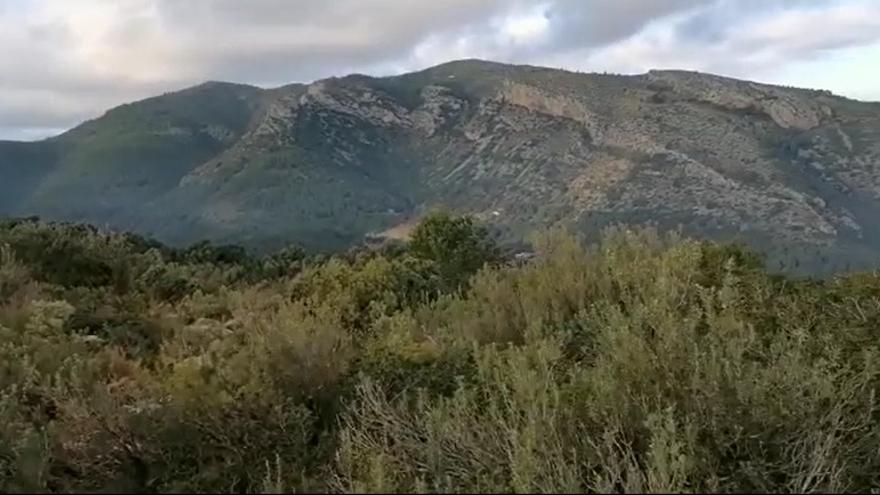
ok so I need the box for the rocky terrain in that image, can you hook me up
[1,59,879,273]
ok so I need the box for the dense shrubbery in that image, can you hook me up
[0,215,879,493]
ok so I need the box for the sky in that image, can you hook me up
[1,0,879,141]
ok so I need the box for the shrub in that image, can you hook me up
[0,245,31,303]
[2,216,880,493]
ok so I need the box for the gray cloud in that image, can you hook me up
[675,0,829,41]
[1,0,879,140]
[544,0,702,48]
[151,0,513,83]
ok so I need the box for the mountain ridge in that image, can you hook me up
[12,59,880,145]
[1,59,879,273]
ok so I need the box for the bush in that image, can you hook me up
[2,216,880,492]
[0,245,31,303]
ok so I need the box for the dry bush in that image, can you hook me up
[3,218,880,493]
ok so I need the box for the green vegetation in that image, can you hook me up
[1,81,262,228]
[4,60,880,270]
[408,211,501,291]
[1,213,879,493]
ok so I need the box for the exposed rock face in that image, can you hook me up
[410,85,467,137]
[646,70,829,130]
[2,59,879,273]
[301,81,412,128]
[501,82,596,126]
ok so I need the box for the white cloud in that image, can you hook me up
[558,0,880,87]
[767,40,880,101]
[499,5,551,45]
[1,0,879,140]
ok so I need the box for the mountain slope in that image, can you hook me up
[3,82,264,230]
[2,59,879,272]
[0,140,60,212]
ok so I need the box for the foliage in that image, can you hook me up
[409,210,501,291]
[1,217,879,493]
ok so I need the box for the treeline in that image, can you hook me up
[1,214,879,493]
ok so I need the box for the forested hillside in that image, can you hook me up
[3,60,880,273]
[1,215,879,492]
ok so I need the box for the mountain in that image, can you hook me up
[2,59,879,273]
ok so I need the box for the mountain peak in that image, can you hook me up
[191,80,261,91]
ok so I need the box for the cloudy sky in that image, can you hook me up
[2,0,879,140]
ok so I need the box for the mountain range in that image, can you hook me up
[2,59,879,273]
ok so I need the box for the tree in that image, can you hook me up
[408,211,499,290]
[180,240,251,265]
